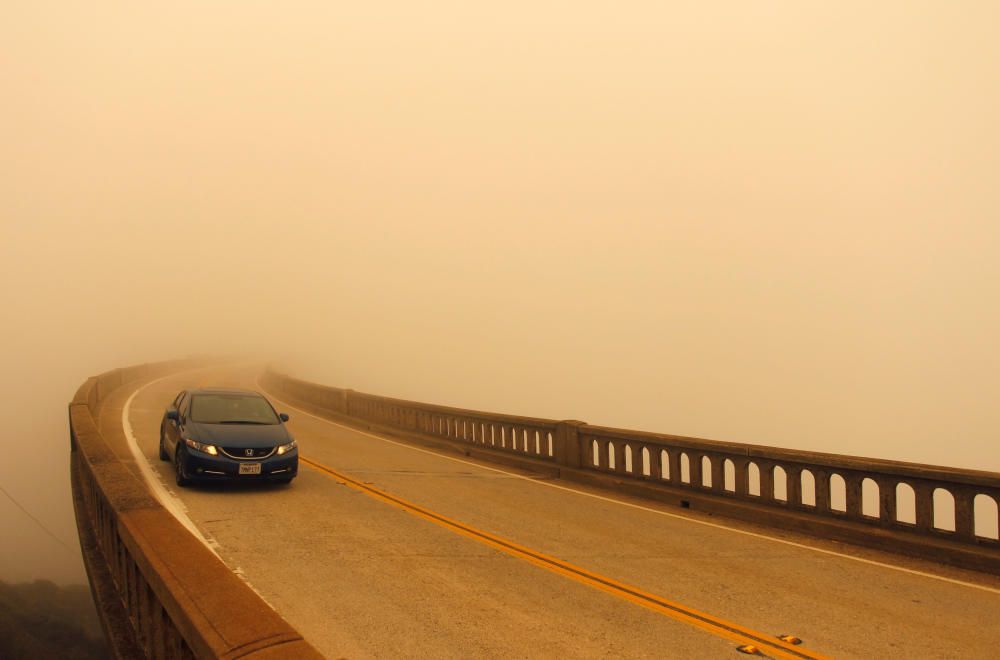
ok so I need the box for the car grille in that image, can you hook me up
[220,446,276,460]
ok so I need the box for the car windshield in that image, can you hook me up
[190,394,280,425]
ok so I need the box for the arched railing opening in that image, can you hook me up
[724,459,735,492]
[895,482,916,524]
[933,488,956,531]
[974,494,999,540]
[829,473,846,512]
[748,462,760,496]
[801,470,816,507]
[773,466,787,502]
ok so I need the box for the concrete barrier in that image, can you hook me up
[263,370,1000,574]
[70,361,324,659]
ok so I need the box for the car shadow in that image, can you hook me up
[181,480,294,494]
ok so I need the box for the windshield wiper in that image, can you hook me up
[216,420,271,425]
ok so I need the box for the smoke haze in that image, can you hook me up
[1,1,998,583]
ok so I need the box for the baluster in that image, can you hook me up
[734,458,749,496]
[877,476,896,525]
[814,469,830,513]
[758,461,774,502]
[844,474,863,520]
[954,487,976,540]
[786,466,802,507]
[711,455,724,492]
[689,453,702,487]
[914,482,934,532]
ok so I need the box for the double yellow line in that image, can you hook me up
[302,456,829,659]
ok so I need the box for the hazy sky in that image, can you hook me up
[1,2,998,582]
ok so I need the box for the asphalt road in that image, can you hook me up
[106,365,1000,659]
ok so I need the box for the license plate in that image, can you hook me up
[239,463,262,475]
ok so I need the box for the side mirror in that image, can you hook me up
[279,413,290,422]
[166,409,179,421]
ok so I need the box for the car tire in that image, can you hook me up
[159,429,169,461]
[174,449,191,487]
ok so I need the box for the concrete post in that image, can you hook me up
[734,459,749,495]
[758,462,774,502]
[814,470,830,512]
[954,487,976,540]
[878,476,896,526]
[690,455,703,488]
[668,452,681,484]
[914,483,934,532]
[844,473,863,519]
[787,467,802,507]
[711,455,724,492]
[555,421,586,469]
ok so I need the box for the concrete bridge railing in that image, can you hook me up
[264,370,1000,574]
[70,361,323,659]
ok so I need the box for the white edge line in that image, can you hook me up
[122,374,221,557]
[123,370,280,607]
[259,380,1000,596]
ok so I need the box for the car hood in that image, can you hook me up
[187,422,290,448]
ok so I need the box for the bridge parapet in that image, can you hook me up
[265,370,999,573]
[70,361,323,659]
[580,425,1000,545]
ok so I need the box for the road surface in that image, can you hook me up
[97,365,1000,659]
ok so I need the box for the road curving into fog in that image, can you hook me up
[100,364,1000,659]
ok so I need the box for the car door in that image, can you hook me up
[165,391,187,453]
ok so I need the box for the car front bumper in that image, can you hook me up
[182,449,298,482]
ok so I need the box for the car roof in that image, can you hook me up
[187,387,264,397]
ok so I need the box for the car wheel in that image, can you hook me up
[174,448,191,487]
[159,429,169,461]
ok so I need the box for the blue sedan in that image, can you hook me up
[159,388,298,486]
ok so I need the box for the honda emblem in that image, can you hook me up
[245,449,254,457]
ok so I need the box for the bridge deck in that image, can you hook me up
[105,365,1000,659]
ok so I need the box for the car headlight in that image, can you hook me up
[277,440,297,456]
[184,438,218,456]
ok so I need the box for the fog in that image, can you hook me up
[1,2,998,584]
